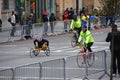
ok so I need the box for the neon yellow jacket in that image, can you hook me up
[70,18,81,29]
[78,30,94,44]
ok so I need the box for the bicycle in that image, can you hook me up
[76,44,95,68]
[71,30,83,48]
[71,30,79,47]
[30,43,50,58]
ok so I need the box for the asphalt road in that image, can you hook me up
[0,28,110,68]
[0,28,115,80]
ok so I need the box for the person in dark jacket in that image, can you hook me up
[49,13,56,33]
[24,13,33,40]
[42,14,49,36]
[0,19,2,31]
[106,24,120,77]
[63,11,69,32]
[68,7,74,20]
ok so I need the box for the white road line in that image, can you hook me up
[26,46,108,53]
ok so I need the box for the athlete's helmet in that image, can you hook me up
[73,15,77,21]
[82,25,87,29]
[37,36,42,41]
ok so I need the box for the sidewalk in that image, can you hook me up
[0,21,120,44]
[0,25,112,44]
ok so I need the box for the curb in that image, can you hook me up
[0,27,111,44]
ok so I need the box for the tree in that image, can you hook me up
[98,0,119,80]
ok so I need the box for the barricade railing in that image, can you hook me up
[5,16,106,42]
[0,49,111,80]
[0,68,14,80]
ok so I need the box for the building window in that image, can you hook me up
[2,0,9,9]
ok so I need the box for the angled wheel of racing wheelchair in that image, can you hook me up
[44,46,50,56]
[30,48,39,58]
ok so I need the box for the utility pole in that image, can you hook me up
[76,0,79,15]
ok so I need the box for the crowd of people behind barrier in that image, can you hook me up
[3,8,115,40]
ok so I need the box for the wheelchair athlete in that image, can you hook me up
[33,36,49,49]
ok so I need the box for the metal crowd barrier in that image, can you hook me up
[6,16,104,42]
[7,20,71,42]
[0,49,111,80]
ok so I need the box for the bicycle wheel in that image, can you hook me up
[76,52,86,68]
[86,52,95,67]
[44,47,50,56]
[71,35,77,47]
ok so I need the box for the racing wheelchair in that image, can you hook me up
[30,43,50,58]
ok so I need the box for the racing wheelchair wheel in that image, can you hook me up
[30,48,39,58]
[44,46,50,56]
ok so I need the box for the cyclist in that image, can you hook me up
[70,15,82,37]
[80,13,89,28]
[78,25,94,52]
[33,36,49,48]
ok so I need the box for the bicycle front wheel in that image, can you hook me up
[77,52,86,68]
[71,35,77,47]
[86,52,95,67]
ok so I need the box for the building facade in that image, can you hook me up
[55,0,82,20]
[0,0,103,28]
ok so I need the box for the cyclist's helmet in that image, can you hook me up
[73,15,77,21]
[37,36,42,41]
[82,25,87,29]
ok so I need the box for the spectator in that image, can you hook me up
[63,11,69,32]
[79,7,86,16]
[68,7,74,20]
[24,13,33,40]
[20,11,26,40]
[65,8,69,14]
[42,12,49,36]
[10,11,16,37]
[80,13,89,29]
[49,13,56,34]
[42,10,47,22]
[0,18,2,31]
[106,24,120,77]
[14,11,19,24]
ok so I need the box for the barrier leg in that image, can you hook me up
[82,54,90,80]
[98,50,110,79]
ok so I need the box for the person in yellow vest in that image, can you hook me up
[70,15,82,36]
[81,13,89,29]
[78,25,94,52]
